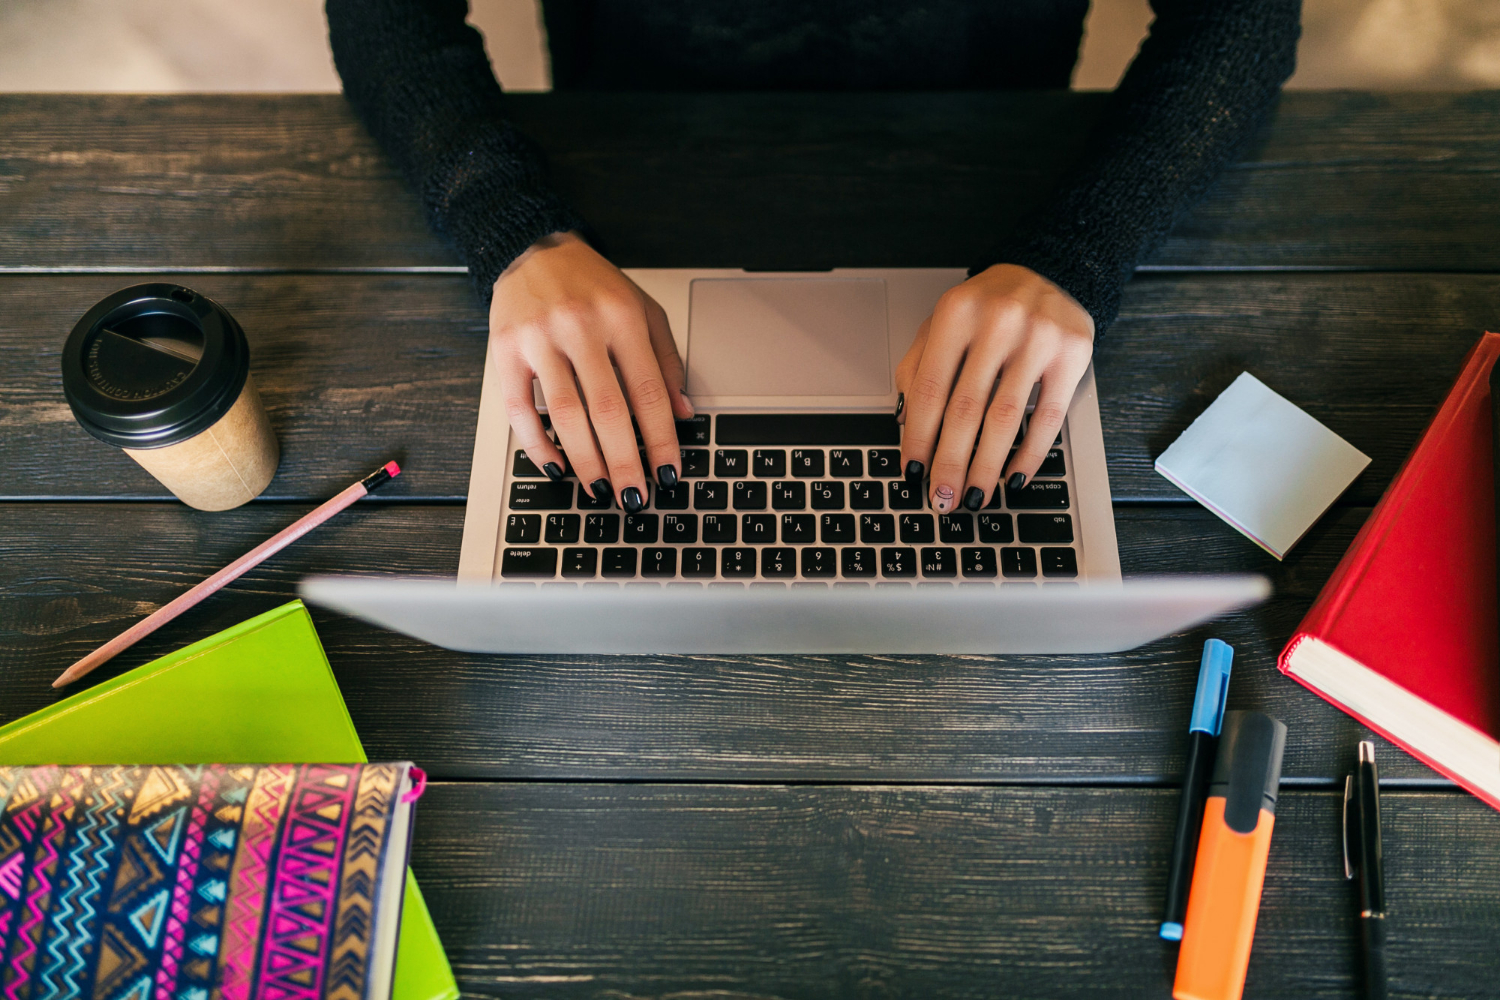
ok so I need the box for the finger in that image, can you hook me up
[642,296,694,420]
[893,318,931,426]
[612,316,683,488]
[965,351,1049,510]
[899,314,968,486]
[498,355,568,482]
[531,349,612,503]
[925,337,1012,513]
[1005,348,1092,485]
[572,345,650,511]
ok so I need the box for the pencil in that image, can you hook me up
[53,460,401,688]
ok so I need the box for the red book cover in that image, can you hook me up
[1279,332,1500,809]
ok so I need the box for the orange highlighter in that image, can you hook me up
[1173,711,1288,1000]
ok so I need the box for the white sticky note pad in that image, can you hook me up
[1155,372,1370,559]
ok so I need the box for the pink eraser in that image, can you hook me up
[385,460,401,477]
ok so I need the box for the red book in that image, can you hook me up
[1279,332,1500,809]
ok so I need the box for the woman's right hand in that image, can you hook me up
[489,231,693,512]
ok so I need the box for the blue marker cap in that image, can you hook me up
[1159,921,1183,941]
[1188,639,1234,736]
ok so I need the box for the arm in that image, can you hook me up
[327,0,692,509]
[899,0,1301,513]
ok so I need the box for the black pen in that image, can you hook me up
[1344,740,1387,1000]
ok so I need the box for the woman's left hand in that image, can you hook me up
[895,263,1096,513]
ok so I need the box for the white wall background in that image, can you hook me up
[1,0,1496,93]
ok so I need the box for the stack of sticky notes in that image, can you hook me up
[1155,372,1370,559]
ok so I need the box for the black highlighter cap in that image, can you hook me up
[62,284,250,450]
[1211,711,1288,834]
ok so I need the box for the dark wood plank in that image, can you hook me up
[0,502,1457,783]
[4,272,1497,503]
[2,92,1496,273]
[411,782,1500,999]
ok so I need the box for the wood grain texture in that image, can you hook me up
[1,92,1496,273]
[410,782,1500,1000]
[4,272,1498,503]
[0,502,1458,784]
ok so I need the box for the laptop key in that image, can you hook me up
[810,481,845,509]
[888,480,923,510]
[682,547,717,578]
[821,513,856,543]
[715,449,749,477]
[881,547,917,578]
[841,547,877,577]
[743,514,777,543]
[1037,449,1066,477]
[584,513,620,543]
[734,481,768,510]
[772,481,806,509]
[663,514,698,544]
[753,449,787,477]
[642,547,678,578]
[791,449,825,478]
[577,483,613,509]
[702,513,737,543]
[961,547,997,578]
[722,547,757,577]
[509,481,573,509]
[560,547,597,578]
[1041,547,1079,578]
[977,513,1013,543]
[1019,513,1073,544]
[849,481,884,510]
[1005,480,1069,510]
[655,482,691,510]
[781,514,816,543]
[505,514,541,543]
[868,449,901,477]
[601,548,638,578]
[501,547,557,578]
[921,547,957,577]
[762,548,797,578]
[623,513,659,543]
[681,448,710,477]
[860,513,896,544]
[802,548,837,578]
[694,481,729,509]
[899,513,935,544]
[1001,547,1038,578]
[829,450,864,477]
[939,514,974,543]
[512,451,545,477]
[544,513,580,544]
[676,415,712,445]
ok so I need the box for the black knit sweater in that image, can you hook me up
[326,0,1300,333]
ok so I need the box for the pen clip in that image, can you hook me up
[1189,639,1234,735]
[1342,773,1357,880]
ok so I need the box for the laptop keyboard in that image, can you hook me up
[497,413,1080,585]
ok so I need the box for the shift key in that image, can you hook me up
[509,481,574,509]
[1005,480,1069,510]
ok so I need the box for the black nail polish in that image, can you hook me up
[590,478,612,503]
[904,460,925,483]
[542,462,564,482]
[893,392,905,419]
[621,486,644,512]
[656,464,678,489]
[963,486,985,511]
[1007,472,1027,491]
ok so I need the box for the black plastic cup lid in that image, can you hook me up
[62,283,250,450]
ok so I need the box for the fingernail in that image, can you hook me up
[963,486,985,510]
[621,486,644,512]
[933,484,954,512]
[893,392,905,420]
[542,462,564,482]
[590,478,612,503]
[904,460,925,483]
[656,464,678,489]
[1007,472,1027,491]
[678,390,696,417]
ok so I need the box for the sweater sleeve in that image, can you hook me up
[326,0,585,304]
[979,0,1302,334]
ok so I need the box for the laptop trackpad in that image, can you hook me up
[685,278,891,396]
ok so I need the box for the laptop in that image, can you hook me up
[299,269,1269,654]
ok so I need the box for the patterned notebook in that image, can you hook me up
[0,763,422,1000]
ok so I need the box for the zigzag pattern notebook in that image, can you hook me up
[0,763,420,1000]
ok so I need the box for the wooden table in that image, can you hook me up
[3,92,1499,998]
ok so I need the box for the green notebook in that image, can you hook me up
[0,601,459,1000]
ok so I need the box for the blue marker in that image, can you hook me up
[1159,638,1234,942]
